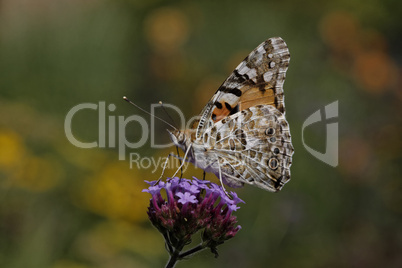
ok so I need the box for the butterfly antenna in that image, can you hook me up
[159,101,180,131]
[123,97,177,130]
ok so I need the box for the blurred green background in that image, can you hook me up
[0,0,401,267]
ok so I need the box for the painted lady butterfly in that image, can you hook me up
[168,37,294,193]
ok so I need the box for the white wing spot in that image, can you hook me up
[237,65,250,75]
[247,68,258,79]
[220,93,239,107]
[263,71,273,82]
[257,46,266,54]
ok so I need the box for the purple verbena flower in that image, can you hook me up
[142,185,162,196]
[176,192,198,204]
[143,177,244,261]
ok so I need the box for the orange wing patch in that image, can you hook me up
[211,101,237,122]
[211,85,278,122]
[238,86,277,111]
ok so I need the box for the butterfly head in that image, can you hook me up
[167,129,187,149]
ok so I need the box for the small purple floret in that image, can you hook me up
[176,192,198,204]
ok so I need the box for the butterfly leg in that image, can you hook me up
[217,159,231,198]
[155,152,184,186]
[171,144,192,178]
[176,146,183,179]
[202,170,206,181]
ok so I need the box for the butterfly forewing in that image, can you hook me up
[195,37,290,139]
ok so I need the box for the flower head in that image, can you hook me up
[143,177,244,258]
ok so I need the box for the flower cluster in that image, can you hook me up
[143,177,244,266]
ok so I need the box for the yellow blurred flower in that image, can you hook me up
[74,220,164,265]
[0,128,25,169]
[144,7,189,54]
[12,155,63,192]
[78,161,149,222]
[0,128,62,192]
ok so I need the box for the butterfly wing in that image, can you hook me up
[199,105,294,192]
[193,37,290,139]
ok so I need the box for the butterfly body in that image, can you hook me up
[169,37,294,192]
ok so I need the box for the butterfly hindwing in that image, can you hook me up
[199,105,293,192]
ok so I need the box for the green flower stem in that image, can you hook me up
[179,243,207,259]
[165,242,208,267]
[162,232,173,254]
[165,242,186,268]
